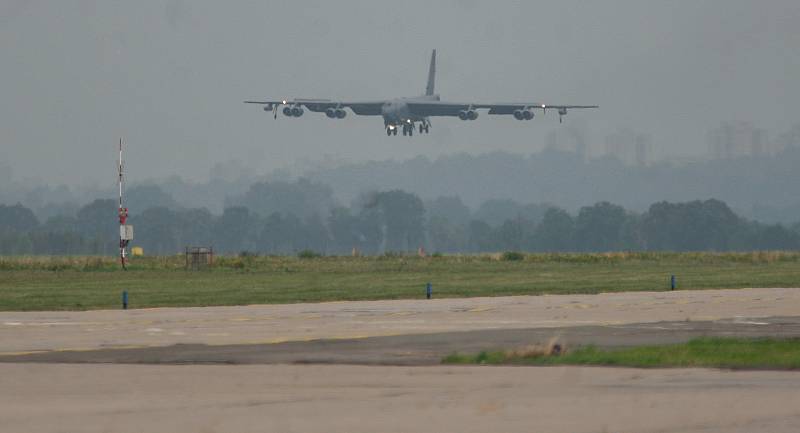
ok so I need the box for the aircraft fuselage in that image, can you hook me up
[381,94,439,127]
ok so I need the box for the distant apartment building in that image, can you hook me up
[707,121,771,159]
[604,128,653,166]
[775,123,800,152]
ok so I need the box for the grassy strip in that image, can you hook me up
[0,252,799,311]
[443,337,800,369]
[2,251,800,271]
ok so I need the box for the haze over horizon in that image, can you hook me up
[1,0,799,187]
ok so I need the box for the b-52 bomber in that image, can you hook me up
[245,50,598,136]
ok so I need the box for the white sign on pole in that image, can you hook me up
[120,225,134,241]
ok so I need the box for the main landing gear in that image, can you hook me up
[386,122,430,137]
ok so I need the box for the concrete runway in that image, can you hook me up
[2,287,800,432]
[2,363,800,433]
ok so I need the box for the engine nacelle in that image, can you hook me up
[283,106,293,117]
[458,110,478,120]
[291,106,304,117]
[558,107,568,116]
[514,109,534,120]
[326,108,347,118]
[263,105,272,112]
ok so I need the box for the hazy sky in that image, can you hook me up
[1,0,799,187]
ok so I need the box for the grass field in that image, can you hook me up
[0,252,799,311]
[442,337,800,370]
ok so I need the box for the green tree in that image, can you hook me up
[0,203,39,232]
[474,199,523,227]
[214,206,258,253]
[229,178,334,220]
[327,207,364,254]
[642,199,742,251]
[428,215,468,252]
[134,207,182,255]
[531,207,575,252]
[29,229,86,255]
[126,184,179,212]
[75,199,117,255]
[362,190,425,252]
[733,222,800,251]
[296,213,330,253]
[467,220,495,252]
[427,196,472,228]
[496,218,536,251]
[176,207,215,248]
[574,202,634,252]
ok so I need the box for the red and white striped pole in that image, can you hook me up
[118,138,129,269]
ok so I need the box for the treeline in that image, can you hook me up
[5,138,800,225]
[2,181,800,256]
[307,143,800,223]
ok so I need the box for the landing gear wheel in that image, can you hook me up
[393,127,398,135]
[402,126,407,136]
[386,128,391,136]
[409,126,413,136]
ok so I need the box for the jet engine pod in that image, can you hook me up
[291,106,304,117]
[558,107,568,116]
[513,109,525,120]
[263,105,272,112]
[283,106,293,117]
[335,109,346,119]
[523,109,534,120]
[458,110,477,120]
[325,108,337,118]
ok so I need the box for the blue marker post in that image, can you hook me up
[426,282,432,300]
[670,275,676,291]
[122,291,128,310]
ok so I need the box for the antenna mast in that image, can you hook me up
[118,138,133,269]
[118,139,123,210]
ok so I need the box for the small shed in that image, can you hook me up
[185,246,214,270]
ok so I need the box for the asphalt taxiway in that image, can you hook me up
[2,287,799,356]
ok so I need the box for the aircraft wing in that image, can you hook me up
[244,99,385,115]
[405,101,598,117]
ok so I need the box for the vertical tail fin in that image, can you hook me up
[425,49,436,96]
